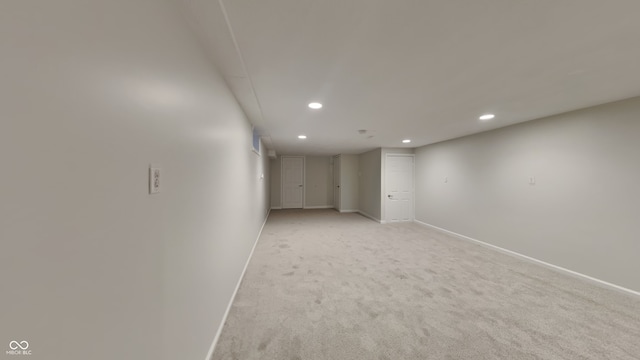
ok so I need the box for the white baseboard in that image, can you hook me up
[270,206,282,210]
[303,205,334,209]
[414,219,640,298]
[339,209,359,213]
[357,210,382,223]
[206,209,271,360]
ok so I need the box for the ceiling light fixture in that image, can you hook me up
[402,139,411,143]
[308,102,323,110]
[479,114,495,121]
[298,135,307,139]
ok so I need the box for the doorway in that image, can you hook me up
[333,155,341,211]
[384,154,414,222]
[282,156,304,209]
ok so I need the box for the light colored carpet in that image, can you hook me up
[212,209,640,360]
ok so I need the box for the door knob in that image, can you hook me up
[388,195,392,198]
[299,184,303,187]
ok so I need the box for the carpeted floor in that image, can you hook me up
[212,209,640,360]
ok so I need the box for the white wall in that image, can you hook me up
[358,149,382,220]
[415,97,640,292]
[339,155,360,211]
[304,156,334,208]
[0,1,270,360]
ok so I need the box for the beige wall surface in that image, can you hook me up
[415,97,640,291]
[0,2,270,360]
[305,156,334,207]
[358,149,382,220]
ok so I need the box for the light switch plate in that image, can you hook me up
[150,167,161,194]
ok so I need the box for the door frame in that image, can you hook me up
[383,154,415,223]
[281,156,305,209]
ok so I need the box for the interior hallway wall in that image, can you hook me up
[0,1,270,359]
[339,154,360,212]
[304,156,334,208]
[270,156,282,208]
[358,149,382,220]
[414,97,640,292]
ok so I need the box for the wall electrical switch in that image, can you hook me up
[150,167,161,194]
[444,176,448,183]
[529,176,536,185]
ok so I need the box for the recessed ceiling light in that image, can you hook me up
[308,102,323,110]
[298,135,307,139]
[479,114,495,120]
[402,139,411,143]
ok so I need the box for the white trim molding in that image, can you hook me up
[270,206,282,210]
[206,209,271,359]
[303,205,334,209]
[414,220,640,298]
[339,209,359,213]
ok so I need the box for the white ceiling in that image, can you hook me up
[182,0,640,155]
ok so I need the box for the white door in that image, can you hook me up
[333,155,341,210]
[282,156,304,209]
[385,155,414,222]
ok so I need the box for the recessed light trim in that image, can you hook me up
[298,135,307,139]
[479,114,495,121]
[308,102,323,110]
[402,139,411,143]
